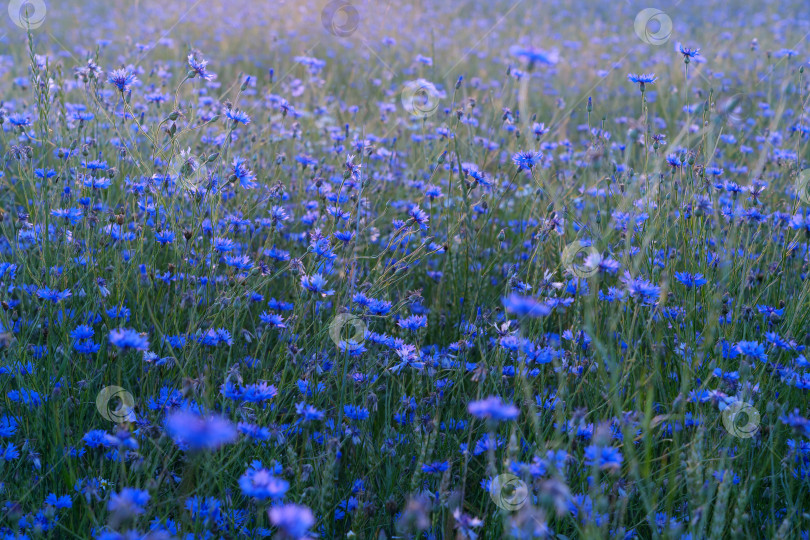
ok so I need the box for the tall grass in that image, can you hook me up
[0,0,809,538]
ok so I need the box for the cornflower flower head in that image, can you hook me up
[164,410,237,451]
[512,150,543,170]
[408,205,430,229]
[108,488,150,519]
[108,68,138,93]
[300,273,335,296]
[187,52,216,81]
[269,504,316,539]
[509,45,560,66]
[468,396,519,422]
[109,328,149,351]
[584,445,624,472]
[239,463,289,500]
[676,42,701,61]
[225,108,251,125]
[627,73,657,91]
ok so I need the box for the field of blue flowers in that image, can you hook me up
[1,0,809,538]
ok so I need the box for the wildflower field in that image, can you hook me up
[1,0,810,538]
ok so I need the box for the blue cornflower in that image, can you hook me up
[269,505,315,540]
[45,494,72,509]
[50,207,83,225]
[83,159,108,170]
[300,273,335,296]
[225,108,251,125]
[269,206,289,225]
[408,205,430,229]
[584,445,623,471]
[108,68,138,93]
[164,410,237,451]
[259,312,287,328]
[757,305,785,319]
[674,272,708,288]
[344,404,370,421]
[502,293,551,318]
[677,43,701,59]
[532,122,550,138]
[109,328,149,351]
[295,154,318,169]
[789,211,810,233]
[231,157,257,189]
[468,396,519,422]
[621,273,661,304]
[666,154,683,168]
[213,237,236,252]
[512,150,543,170]
[75,338,99,353]
[627,73,657,91]
[338,339,367,356]
[734,341,767,362]
[239,464,289,500]
[781,409,810,438]
[70,324,94,340]
[2,442,20,461]
[107,488,149,523]
[187,53,216,81]
[421,461,450,474]
[397,314,427,331]
[82,176,112,189]
[310,237,336,259]
[8,389,45,407]
[295,402,324,422]
[368,298,392,315]
[334,230,354,243]
[196,328,233,347]
[239,382,278,403]
[185,496,222,522]
[391,344,424,373]
[224,254,252,270]
[8,113,31,127]
[509,45,560,66]
[0,415,18,437]
[155,230,175,244]
[36,287,72,303]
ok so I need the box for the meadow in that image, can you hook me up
[0,0,809,538]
